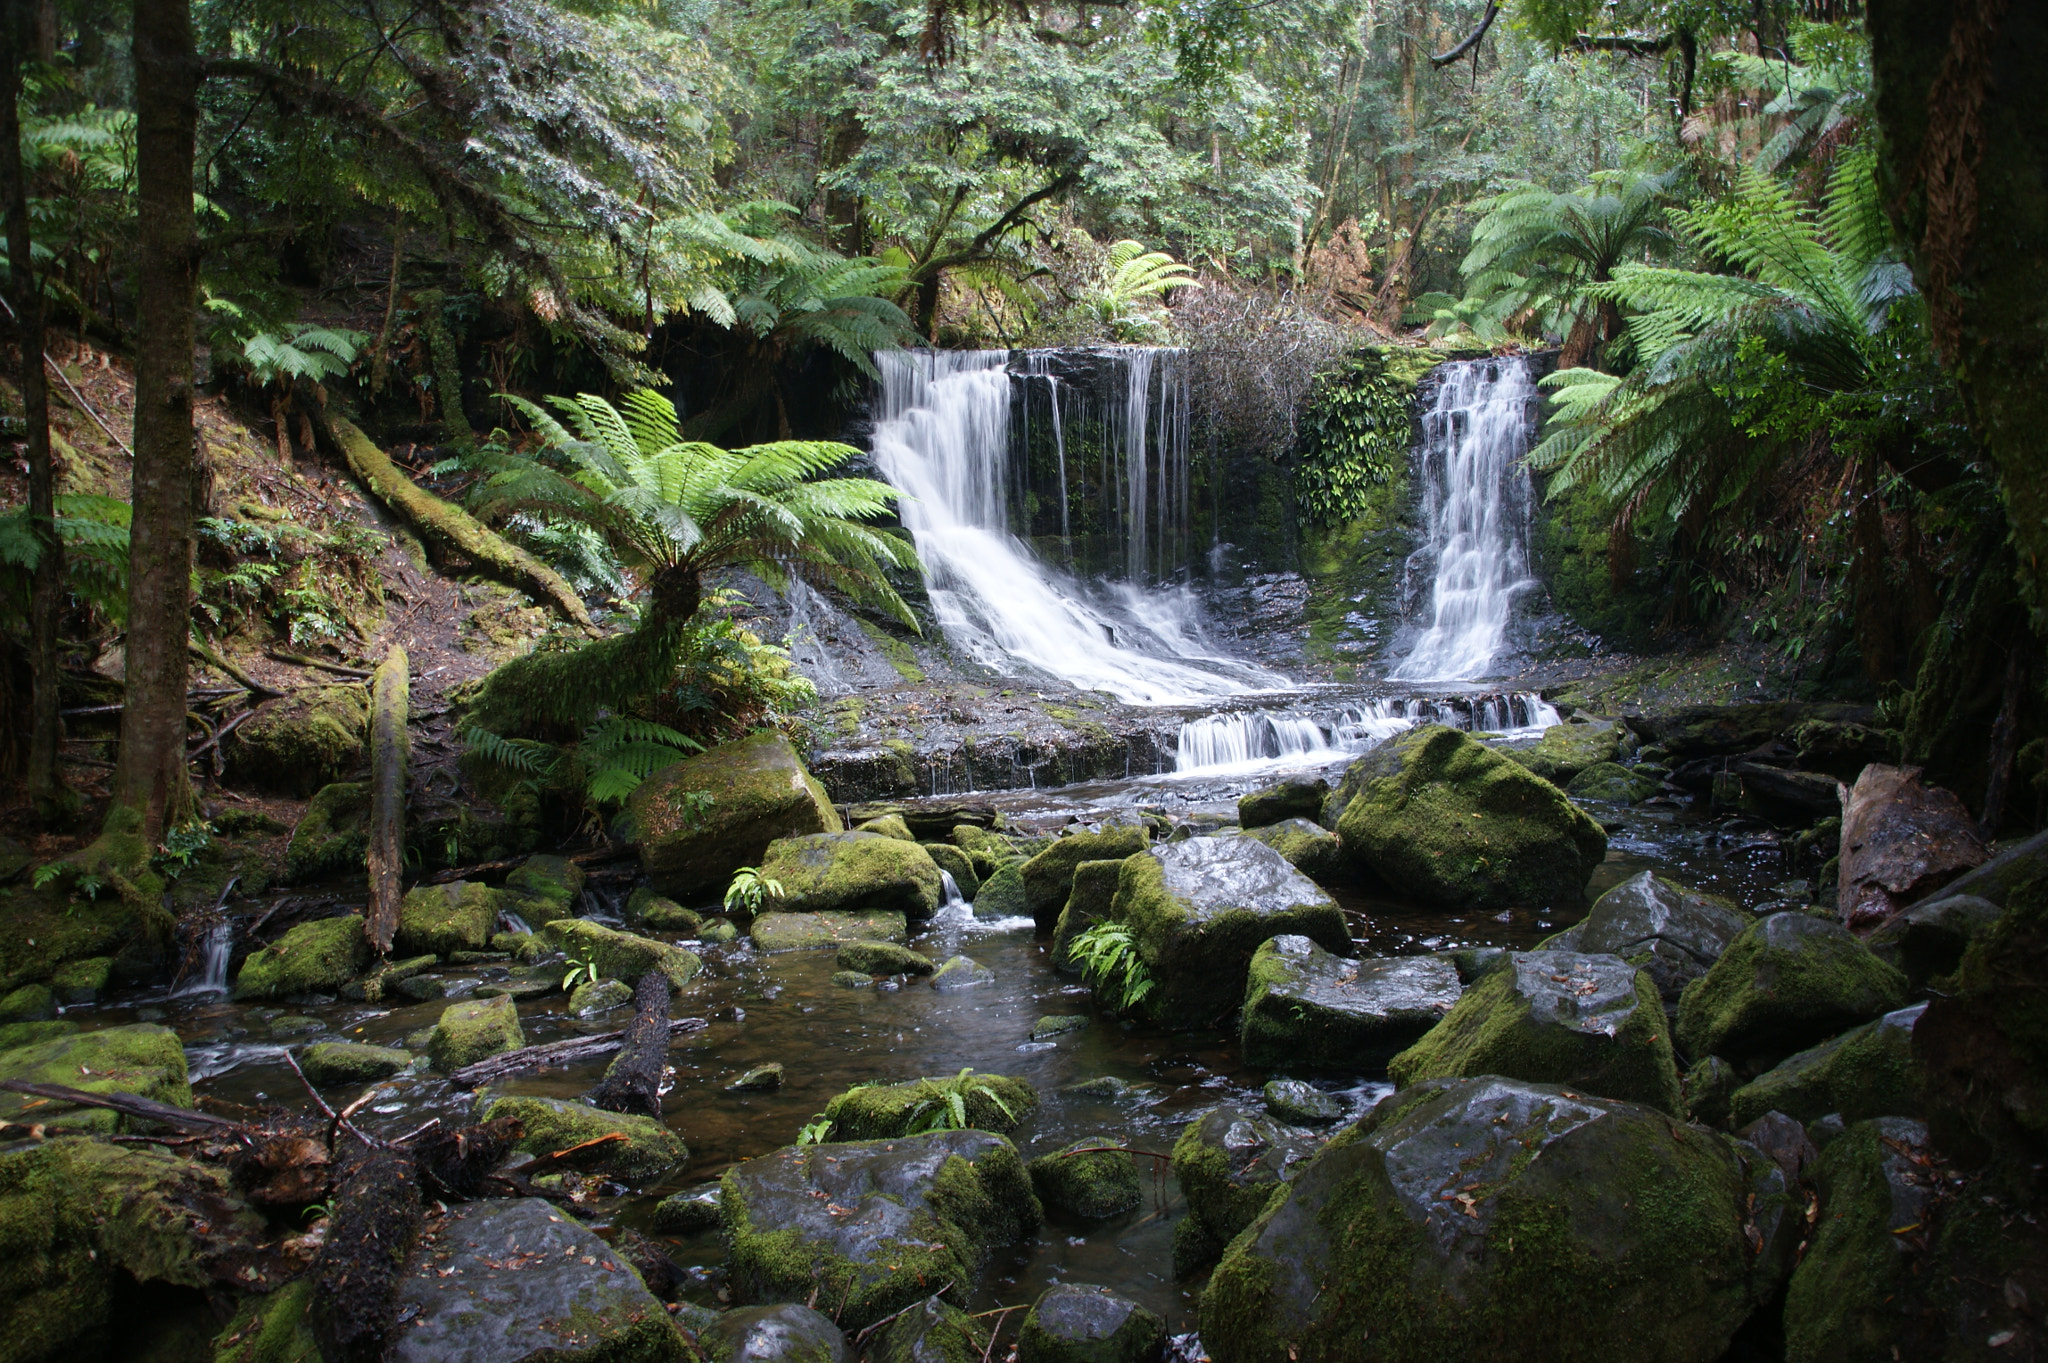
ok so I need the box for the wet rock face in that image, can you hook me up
[1729,1002,1926,1128]
[699,1303,852,1363]
[1676,912,1909,1069]
[1837,764,1987,930]
[1864,892,2002,987]
[1238,778,1329,830]
[1235,819,1344,885]
[631,731,841,902]
[389,1197,687,1363]
[1017,1283,1166,1363]
[1241,936,1460,1072]
[1171,1106,1321,1273]
[720,1130,1041,1331]
[1263,1078,1346,1124]
[1543,870,1754,1007]
[232,913,371,1000]
[1201,1077,1783,1363]
[760,832,945,921]
[1389,950,1683,1113]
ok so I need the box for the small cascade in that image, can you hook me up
[1392,357,1541,681]
[1173,692,1561,774]
[175,921,234,996]
[498,908,535,937]
[938,869,967,911]
[1175,711,1335,772]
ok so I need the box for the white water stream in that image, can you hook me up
[1172,692,1561,775]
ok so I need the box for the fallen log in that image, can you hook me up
[366,645,409,954]
[188,640,287,699]
[0,1078,250,1136]
[267,648,373,679]
[309,1145,423,1363]
[443,1016,708,1088]
[413,1113,525,1200]
[1838,764,1989,932]
[584,971,670,1118]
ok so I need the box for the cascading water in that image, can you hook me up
[869,349,1283,704]
[1391,356,1541,681]
[1172,692,1561,774]
[175,921,234,996]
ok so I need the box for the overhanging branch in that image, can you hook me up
[1431,2,1500,67]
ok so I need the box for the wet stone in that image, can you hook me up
[1262,1078,1345,1125]
[1170,1105,1320,1271]
[931,955,995,991]
[866,1295,988,1363]
[299,1041,414,1087]
[1241,936,1461,1072]
[1863,892,2004,988]
[1728,1002,1927,1127]
[1542,870,1754,1007]
[831,970,874,990]
[393,974,448,1002]
[1032,1014,1090,1041]
[568,978,635,1016]
[1017,1283,1166,1363]
[1676,912,1908,1068]
[750,911,907,952]
[266,1014,324,1037]
[652,1186,724,1234]
[835,940,934,976]
[1028,1137,1142,1218]
[727,1063,784,1092]
[1238,778,1329,830]
[474,978,554,1001]
[698,1303,852,1363]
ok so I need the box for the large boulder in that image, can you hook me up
[233,913,370,1000]
[1916,826,2048,909]
[542,918,701,990]
[919,843,980,900]
[0,1025,191,1133]
[1170,1106,1320,1276]
[1388,950,1683,1114]
[1836,764,1986,930]
[1507,719,1619,783]
[1027,1138,1141,1218]
[1728,1002,1925,1127]
[1016,1284,1165,1363]
[972,861,1029,920]
[1675,913,1909,1069]
[1565,761,1661,805]
[758,832,944,920]
[282,781,369,884]
[1236,819,1344,885]
[503,853,586,925]
[1050,859,1129,973]
[1334,725,1608,910]
[720,1130,1041,1330]
[1240,936,1460,1072]
[395,880,501,958]
[750,911,906,951]
[388,1197,688,1363]
[1110,838,1348,1029]
[1238,778,1328,830]
[226,683,369,795]
[699,1303,852,1363]
[299,1041,414,1087]
[427,994,524,1072]
[1540,870,1753,1007]
[1782,1118,1937,1363]
[864,1296,982,1363]
[481,1095,687,1182]
[630,732,841,902]
[1021,826,1150,931]
[1864,891,2003,987]
[1201,1076,1789,1363]
[819,1072,1038,1140]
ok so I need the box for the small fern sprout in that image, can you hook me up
[724,866,785,915]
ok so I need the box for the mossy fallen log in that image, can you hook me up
[366,646,409,955]
[583,971,670,1118]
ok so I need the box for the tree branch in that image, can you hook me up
[1431,2,1500,67]
[915,173,1080,279]
[1569,32,1676,56]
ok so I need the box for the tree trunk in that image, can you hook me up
[583,970,671,1118]
[0,3,64,821]
[365,645,408,954]
[109,0,202,846]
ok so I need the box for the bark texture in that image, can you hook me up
[583,970,671,1118]
[365,645,409,954]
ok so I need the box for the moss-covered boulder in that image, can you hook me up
[820,1072,1038,1140]
[543,918,701,990]
[699,1303,852,1363]
[721,1129,1041,1329]
[1170,1106,1320,1277]
[395,880,501,958]
[232,913,370,1000]
[568,978,635,1016]
[226,683,369,796]
[1675,912,1909,1068]
[1729,1002,1925,1127]
[1864,891,2003,988]
[973,861,1029,919]
[759,831,944,920]
[624,889,703,937]
[1263,1078,1345,1124]
[1631,701,1876,759]
[1016,1284,1165,1363]
[283,781,369,884]
[503,853,586,925]
[1334,725,1608,909]
[751,911,906,951]
[1683,1054,1740,1127]
[1239,778,1329,830]
[1566,761,1661,804]
[1540,870,1754,1008]
[0,1025,191,1133]
[1236,819,1345,885]
[651,1187,723,1234]
[1109,838,1348,1029]
[856,813,915,841]
[919,843,980,900]
[48,957,111,1007]
[866,1296,983,1363]
[1027,1138,1141,1218]
[427,994,524,1072]
[630,731,841,901]
[1021,826,1151,931]
[836,940,934,976]
[1049,859,1129,973]
[1241,936,1461,1072]
[1782,1117,1934,1363]
[1388,950,1683,1113]
[1507,719,1620,783]
[0,885,173,997]
[1202,1076,1789,1363]
[299,1041,414,1087]
[951,825,1014,881]
[0,983,53,1022]
[481,1095,686,1182]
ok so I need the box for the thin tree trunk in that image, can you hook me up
[365,645,408,954]
[584,971,671,1118]
[0,3,64,820]
[108,0,201,847]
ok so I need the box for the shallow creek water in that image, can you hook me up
[80,758,1797,1337]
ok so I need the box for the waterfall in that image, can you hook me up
[1391,357,1541,681]
[869,350,1283,704]
[1173,692,1562,774]
[175,921,234,996]
[1175,711,1334,771]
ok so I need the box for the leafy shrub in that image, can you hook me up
[1294,350,1411,527]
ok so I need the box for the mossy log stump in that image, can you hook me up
[318,411,593,630]
[366,646,409,955]
[584,971,670,1118]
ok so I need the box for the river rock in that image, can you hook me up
[819,1071,1037,1139]
[1682,1054,1740,1126]
[1110,837,1348,1029]
[503,853,586,925]
[1262,1078,1345,1124]
[0,984,52,1022]
[232,913,371,1000]
[625,888,703,936]
[568,977,634,1015]
[225,683,369,796]
[1240,936,1461,1071]
[1032,1014,1089,1040]
[699,1303,853,1363]
[750,911,906,951]
[1675,912,1908,1068]
[1021,825,1151,931]
[931,954,994,991]
[283,780,369,883]
[1388,950,1683,1113]
[1170,1106,1320,1276]
[1626,700,1876,758]
[1239,777,1329,829]
[1729,1003,1925,1127]
[1781,1117,1936,1363]
[836,940,933,976]
[972,861,1029,919]
[1028,1137,1141,1218]
[866,1296,986,1363]
[1050,858,1127,972]
[1236,818,1345,884]
[483,1095,687,1182]
[630,731,841,901]
[0,1024,191,1133]
[427,994,524,1072]
[1017,1284,1165,1363]
[47,956,110,1007]
[951,825,1015,880]
[1863,892,2003,986]
[652,1186,724,1234]
[1540,870,1753,1007]
[1508,719,1620,783]
[1566,761,1660,804]
[299,1041,414,1086]
[759,831,945,920]
[396,880,501,957]
[919,842,980,899]
[1201,1076,1789,1363]
[1915,825,2048,908]
[388,1197,687,1363]
[542,918,701,990]
[721,1129,1041,1330]
[1334,725,1608,910]
[727,1063,784,1092]
[1836,764,1987,931]
[856,812,916,841]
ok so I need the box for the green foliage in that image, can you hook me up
[151,822,213,881]
[189,516,378,646]
[0,494,130,623]
[1069,921,1156,1013]
[561,949,604,991]
[902,1068,1019,1134]
[465,715,704,820]
[1294,351,1411,526]
[1088,240,1195,341]
[795,1114,836,1145]
[724,866,786,915]
[235,325,369,389]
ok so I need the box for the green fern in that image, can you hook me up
[1068,922,1155,1014]
[239,325,369,388]
[1090,240,1195,341]
[902,1068,1018,1135]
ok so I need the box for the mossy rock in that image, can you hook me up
[751,911,906,952]
[720,1129,1040,1330]
[1027,1138,1141,1219]
[820,1072,1038,1140]
[1235,818,1345,886]
[1170,1106,1318,1271]
[0,1025,191,1134]
[1201,1076,1788,1363]
[282,781,368,884]
[1682,1054,1740,1127]
[919,843,980,900]
[1241,935,1461,1073]
[836,940,935,976]
[931,955,993,991]
[700,1302,853,1363]
[832,970,874,990]
[1109,839,1348,1029]
[1863,891,2004,989]
[0,1020,76,1050]
[568,978,635,1016]
[629,731,841,901]
[299,1041,414,1087]
[1729,1003,1925,1128]
[1565,761,1661,805]
[759,831,944,920]
[482,1095,687,1183]
[625,887,702,936]
[226,684,370,796]
[1049,859,1129,973]
[1262,1078,1345,1125]
[503,854,586,925]
[1334,725,1609,910]
[212,1277,319,1363]
[1020,826,1150,931]
[427,994,524,1072]
[1388,950,1683,1114]
[542,918,701,991]
[868,1295,987,1363]
[951,825,1014,881]
[1506,720,1620,784]
[232,914,370,1000]
[342,953,437,1003]
[1031,1015,1090,1041]
[0,984,54,1023]
[1238,778,1329,830]
[1675,912,1909,1068]
[651,1187,723,1234]
[1017,1284,1164,1363]
[1538,870,1754,1008]
[1782,1117,1935,1363]
[48,957,112,1007]
[856,813,915,841]
[396,880,502,958]
[972,862,1029,919]
[0,886,175,996]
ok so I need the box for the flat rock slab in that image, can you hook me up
[1242,936,1461,1071]
[390,1198,686,1363]
[697,1303,851,1363]
[1017,1283,1165,1363]
[749,911,908,951]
